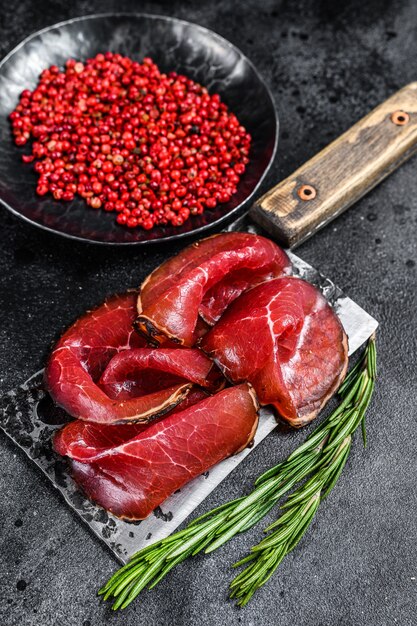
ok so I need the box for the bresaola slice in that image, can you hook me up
[201,277,348,427]
[55,384,259,520]
[53,388,208,462]
[45,292,220,424]
[136,232,291,347]
[99,348,223,400]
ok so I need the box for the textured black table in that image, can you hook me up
[1,2,416,625]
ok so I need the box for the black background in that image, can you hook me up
[0,1,416,625]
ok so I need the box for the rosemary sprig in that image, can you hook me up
[230,336,377,606]
[99,336,376,611]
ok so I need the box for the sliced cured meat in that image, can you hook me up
[56,384,259,520]
[47,291,145,381]
[201,277,348,428]
[54,388,208,462]
[98,348,223,400]
[45,292,214,424]
[136,232,291,347]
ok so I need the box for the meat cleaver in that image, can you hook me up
[4,84,417,563]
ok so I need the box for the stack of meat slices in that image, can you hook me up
[46,232,348,520]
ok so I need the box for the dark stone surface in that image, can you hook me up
[0,1,416,625]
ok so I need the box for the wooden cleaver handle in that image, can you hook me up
[250,82,417,248]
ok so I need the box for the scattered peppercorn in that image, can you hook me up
[10,53,251,230]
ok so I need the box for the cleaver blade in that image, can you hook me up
[0,223,378,564]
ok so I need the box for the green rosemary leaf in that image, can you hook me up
[265,499,306,532]
[232,552,258,568]
[284,428,329,464]
[117,551,171,609]
[361,414,367,448]
[321,439,351,499]
[206,509,257,553]
[285,495,321,552]
[339,355,364,392]
[188,497,245,527]
[237,499,279,534]
[229,479,279,517]
[254,460,287,485]
[325,408,358,449]
[251,512,306,551]
[148,551,191,589]
[167,517,224,560]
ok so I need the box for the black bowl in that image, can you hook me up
[0,13,278,245]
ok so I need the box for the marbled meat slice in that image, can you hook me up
[201,277,348,428]
[98,348,223,400]
[44,292,216,424]
[55,384,259,520]
[53,388,208,462]
[136,232,291,347]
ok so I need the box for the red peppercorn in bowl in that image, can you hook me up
[0,14,278,245]
[10,54,252,231]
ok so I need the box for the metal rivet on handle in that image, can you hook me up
[297,184,317,201]
[390,110,410,126]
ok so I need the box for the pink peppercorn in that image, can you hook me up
[10,53,251,230]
